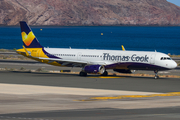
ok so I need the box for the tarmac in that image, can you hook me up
[0,58,180,120]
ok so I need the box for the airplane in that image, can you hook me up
[16,21,177,79]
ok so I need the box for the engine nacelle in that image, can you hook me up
[113,69,133,73]
[83,65,105,74]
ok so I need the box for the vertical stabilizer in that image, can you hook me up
[20,21,43,48]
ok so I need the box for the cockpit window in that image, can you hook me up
[160,57,172,60]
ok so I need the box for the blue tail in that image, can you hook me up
[20,21,43,48]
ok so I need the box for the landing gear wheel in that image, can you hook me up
[154,70,159,79]
[101,71,108,76]
[79,71,87,76]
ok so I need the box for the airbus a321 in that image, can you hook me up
[16,21,177,79]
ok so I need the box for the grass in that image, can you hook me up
[2,55,30,60]
[0,54,31,60]
[0,49,15,52]
[169,54,180,57]
[177,62,180,66]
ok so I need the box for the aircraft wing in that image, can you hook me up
[38,57,106,67]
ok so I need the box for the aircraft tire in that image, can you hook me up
[155,76,159,79]
[101,71,108,76]
[79,71,87,76]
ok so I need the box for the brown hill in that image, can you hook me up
[0,0,180,26]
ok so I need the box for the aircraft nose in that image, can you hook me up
[170,61,177,69]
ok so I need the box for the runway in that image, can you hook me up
[1,107,180,120]
[0,59,180,119]
[0,59,179,76]
[0,71,180,92]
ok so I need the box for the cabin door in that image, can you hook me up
[150,54,156,64]
[77,52,82,61]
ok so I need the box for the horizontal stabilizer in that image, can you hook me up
[23,45,31,56]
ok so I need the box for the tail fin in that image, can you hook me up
[20,21,43,48]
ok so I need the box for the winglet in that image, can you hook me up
[121,45,125,51]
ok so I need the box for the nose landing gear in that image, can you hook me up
[154,70,159,79]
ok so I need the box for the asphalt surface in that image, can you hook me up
[0,59,180,120]
[0,71,179,93]
[0,59,179,76]
[1,107,180,120]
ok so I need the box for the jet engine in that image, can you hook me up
[83,65,105,74]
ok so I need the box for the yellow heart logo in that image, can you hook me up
[21,31,35,46]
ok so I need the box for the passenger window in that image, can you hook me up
[161,57,163,60]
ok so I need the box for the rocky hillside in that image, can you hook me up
[0,0,180,26]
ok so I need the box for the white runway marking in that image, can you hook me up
[159,71,170,74]
[0,83,160,96]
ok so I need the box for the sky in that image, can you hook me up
[167,0,180,6]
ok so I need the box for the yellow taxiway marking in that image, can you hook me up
[88,76,124,79]
[76,92,180,101]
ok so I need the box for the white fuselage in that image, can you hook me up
[43,48,177,70]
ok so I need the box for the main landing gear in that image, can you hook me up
[79,71,87,76]
[154,70,159,79]
[101,71,108,76]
